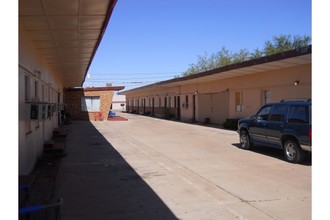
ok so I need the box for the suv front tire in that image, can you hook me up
[240,130,252,150]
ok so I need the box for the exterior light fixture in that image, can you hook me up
[294,80,299,86]
[194,91,198,94]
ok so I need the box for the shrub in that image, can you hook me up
[223,118,239,130]
[163,108,174,120]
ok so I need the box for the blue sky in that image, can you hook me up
[83,0,311,90]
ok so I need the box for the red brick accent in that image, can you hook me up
[64,88,116,121]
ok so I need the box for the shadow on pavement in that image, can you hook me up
[52,121,178,220]
[232,143,312,166]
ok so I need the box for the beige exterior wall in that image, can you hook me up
[125,63,311,125]
[227,64,311,118]
[19,29,63,175]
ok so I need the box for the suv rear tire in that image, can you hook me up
[283,139,305,163]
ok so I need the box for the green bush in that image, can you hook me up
[163,108,174,120]
[223,118,239,130]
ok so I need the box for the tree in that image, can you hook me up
[263,34,311,55]
[250,48,264,59]
[181,34,311,76]
[232,48,250,63]
[215,47,232,67]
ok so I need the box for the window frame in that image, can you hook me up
[235,92,243,112]
[24,75,30,101]
[256,105,272,121]
[81,96,101,112]
[287,105,310,124]
[261,90,270,105]
[269,104,288,122]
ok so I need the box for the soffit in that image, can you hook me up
[19,0,116,88]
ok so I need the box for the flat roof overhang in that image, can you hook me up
[19,0,117,88]
[65,86,125,92]
[121,46,311,95]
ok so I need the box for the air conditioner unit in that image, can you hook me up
[52,103,57,115]
[41,103,47,120]
[47,104,53,118]
[26,102,43,120]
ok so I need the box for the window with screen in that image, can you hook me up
[288,105,309,124]
[235,92,243,112]
[81,96,100,112]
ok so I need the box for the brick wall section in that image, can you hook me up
[64,86,124,120]
[85,90,113,120]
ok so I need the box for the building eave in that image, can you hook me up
[120,45,311,95]
[65,86,125,92]
[82,0,118,87]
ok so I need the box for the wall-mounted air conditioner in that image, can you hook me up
[25,102,45,120]
[41,103,47,120]
[51,103,56,115]
[25,103,37,120]
[47,104,52,118]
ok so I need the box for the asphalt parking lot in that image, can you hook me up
[54,112,311,220]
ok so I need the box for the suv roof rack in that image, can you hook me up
[280,98,311,102]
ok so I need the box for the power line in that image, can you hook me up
[89,71,182,76]
[85,80,159,84]
[85,76,175,80]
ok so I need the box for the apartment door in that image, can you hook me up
[176,96,181,120]
[193,95,196,122]
[152,98,155,116]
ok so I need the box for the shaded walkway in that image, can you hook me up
[52,121,177,220]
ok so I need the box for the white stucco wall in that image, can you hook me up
[19,28,63,175]
[111,94,126,111]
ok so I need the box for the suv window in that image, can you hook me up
[287,105,309,124]
[256,105,272,121]
[269,105,288,122]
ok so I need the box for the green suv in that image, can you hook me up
[237,99,311,163]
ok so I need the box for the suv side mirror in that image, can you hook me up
[256,115,264,121]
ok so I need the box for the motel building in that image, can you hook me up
[18,0,311,177]
[121,46,311,125]
[19,0,118,175]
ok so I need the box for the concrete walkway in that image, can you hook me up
[52,120,176,219]
[52,113,311,220]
